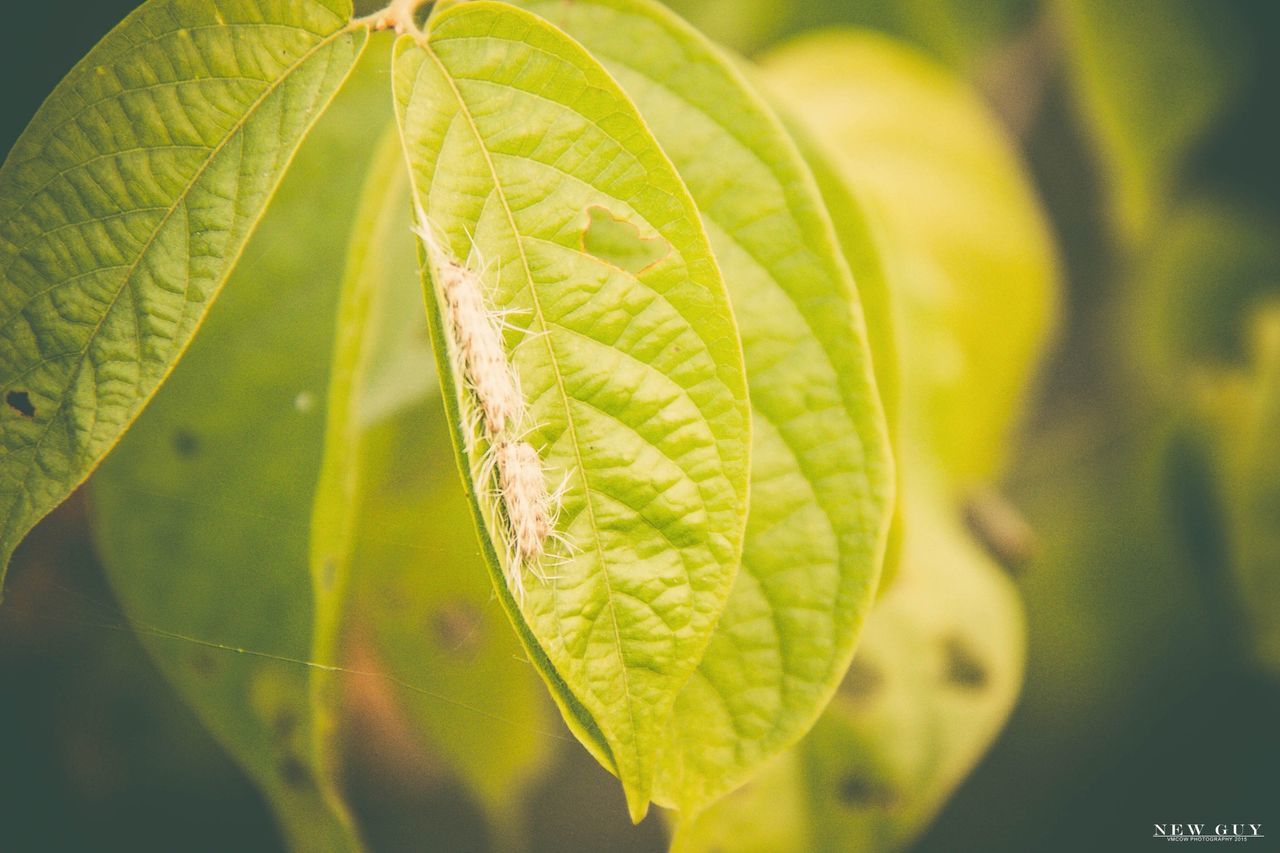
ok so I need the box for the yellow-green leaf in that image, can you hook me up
[0,0,369,583]
[87,41,393,852]
[762,30,1057,484]
[393,2,752,820]
[1201,307,1280,676]
[515,0,894,815]
[675,478,1025,852]
[1058,0,1247,245]
[310,126,551,835]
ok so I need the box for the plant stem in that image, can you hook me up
[348,0,433,42]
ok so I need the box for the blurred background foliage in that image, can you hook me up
[2,0,1278,851]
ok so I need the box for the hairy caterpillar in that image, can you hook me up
[412,206,566,601]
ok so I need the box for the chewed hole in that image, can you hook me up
[580,205,669,274]
[6,390,35,418]
[943,634,988,689]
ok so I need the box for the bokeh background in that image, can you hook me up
[2,1,1278,851]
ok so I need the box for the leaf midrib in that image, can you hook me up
[418,40,643,761]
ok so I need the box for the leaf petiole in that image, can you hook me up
[348,0,434,41]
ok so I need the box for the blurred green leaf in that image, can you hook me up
[517,0,894,816]
[673,30,1060,849]
[393,2,752,820]
[659,0,778,54]
[1128,201,1280,390]
[1198,307,1280,676]
[1058,0,1248,245]
[669,752,811,853]
[791,0,1034,75]
[674,477,1025,852]
[311,125,552,839]
[88,42,395,852]
[1122,200,1280,673]
[762,30,1057,485]
[0,0,368,583]
[662,0,1032,74]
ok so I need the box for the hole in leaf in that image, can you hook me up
[942,634,988,689]
[580,205,669,274]
[6,390,35,418]
[431,602,483,659]
[171,429,199,458]
[840,657,884,702]
[837,771,898,809]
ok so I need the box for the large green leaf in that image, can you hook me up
[0,0,368,584]
[674,478,1025,852]
[393,2,751,820]
[87,41,394,852]
[517,0,893,815]
[310,126,551,839]
[1058,0,1247,246]
[761,30,1057,485]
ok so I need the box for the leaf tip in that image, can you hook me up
[624,785,652,825]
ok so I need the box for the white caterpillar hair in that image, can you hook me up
[412,203,567,601]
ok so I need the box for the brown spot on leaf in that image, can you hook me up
[190,651,216,677]
[840,657,884,703]
[837,771,899,809]
[431,601,483,658]
[963,486,1036,574]
[943,634,988,689]
[279,756,313,790]
[171,428,199,457]
[273,710,299,740]
[6,390,35,417]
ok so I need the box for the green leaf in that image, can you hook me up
[1119,201,1280,673]
[1058,0,1248,245]
[783,116,905,591]
[1198,307,1280,676]
[669,752,811,853]
[674,479,1025,852]
[0,0,368,583]
[310,125,551,837]
[761,30,1057,484]
[659,0,780,55]
[393,2,752,820]
[87,41,394,852]
[517,0,893,815]
[672,31,1053,850]
[1128,201,1280,390]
